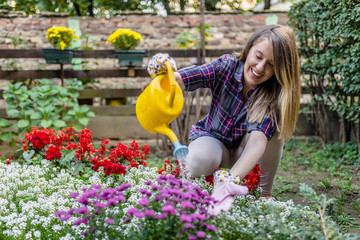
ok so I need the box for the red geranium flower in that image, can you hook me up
[45,145,62,161]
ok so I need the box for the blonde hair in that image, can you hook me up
[238,25,301,141]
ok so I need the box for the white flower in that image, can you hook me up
[34,230,41,238]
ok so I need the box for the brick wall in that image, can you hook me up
[0,11,288,89]
[0,11,288,50]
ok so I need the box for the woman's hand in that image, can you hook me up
[207,169,248,216]
[147,53,177,79]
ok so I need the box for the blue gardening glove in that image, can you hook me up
[207,170,248,216]
[147,53,177,79]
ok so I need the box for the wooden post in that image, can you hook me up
[127,67,135,77]
[60,63,64,87]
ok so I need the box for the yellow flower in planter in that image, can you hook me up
[106,28,143,50]
[46,26,79,50]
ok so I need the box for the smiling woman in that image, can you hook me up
[147,24,301,215]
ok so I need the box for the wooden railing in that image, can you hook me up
[0,49,238,80]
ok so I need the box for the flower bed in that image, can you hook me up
[0,127,357,239]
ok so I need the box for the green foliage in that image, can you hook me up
[172,24,212,50]
[288,0,360,145]
[0,0,252,16]
[0,79,95,146]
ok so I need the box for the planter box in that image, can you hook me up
[115,50,145,67]
[43,48,74,64]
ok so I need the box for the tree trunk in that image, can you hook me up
[73,3,82,16]
[88,0,94,17]
[163,0,171,15]
[180,0,186,12]
[264,0,271,10]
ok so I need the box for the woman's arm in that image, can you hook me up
[230,131,267,179]
[174,72,185,90]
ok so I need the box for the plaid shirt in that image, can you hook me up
[178,54,276,148]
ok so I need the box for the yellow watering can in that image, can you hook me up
[136,61,188,160]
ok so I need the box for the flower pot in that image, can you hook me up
[115,50,145,67]
[106,97,127,106]
[43,48,74,64]
[78,98,94,106]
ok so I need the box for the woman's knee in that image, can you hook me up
[185,136,225,177]
[186,150,220,177]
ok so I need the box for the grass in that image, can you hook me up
[273,137,360,234]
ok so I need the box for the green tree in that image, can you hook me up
[288,0,360,149]
[0,0,260,16]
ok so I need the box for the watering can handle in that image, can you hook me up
[165,61,176,108]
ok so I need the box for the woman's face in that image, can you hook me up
[243,39,274,90]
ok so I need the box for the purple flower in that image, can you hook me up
[152,185,161,191]
[154,213,167,219]
[94,202,107,209]
[196,231,206,238]
[170,188,183,196]
[116,183,132,191]
[160,192,171,199]
[144,181,152,185]
[191,213,206,221]
[70,192,79,199]
[188,235,196,240]
[184,223,195,229]
[134,211,145,218]
[206,224,217,232]
[162,205,177,215]
[75,206,88,215]
[138,197,149,207]
[180,214,193,223]
[182,192,193,200]
[181,200,196,210]
[99,188,116,199]
[82,188,99,199]
[73,218,89,226]
[156,178,166,185]
[54,211,66,217]
[139,189,149,194]
[78,197,89,205]
[127,208,139,217]
[105,218,114,224]
[107,198,118,206]
[154,195,162,201]
[116,195,126,202]
[81,230,89,235]
[59,214,71,221]
[145,209,155,217]
[67,208,75,215]
[92,184,102,189]
[169,179,180,186]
